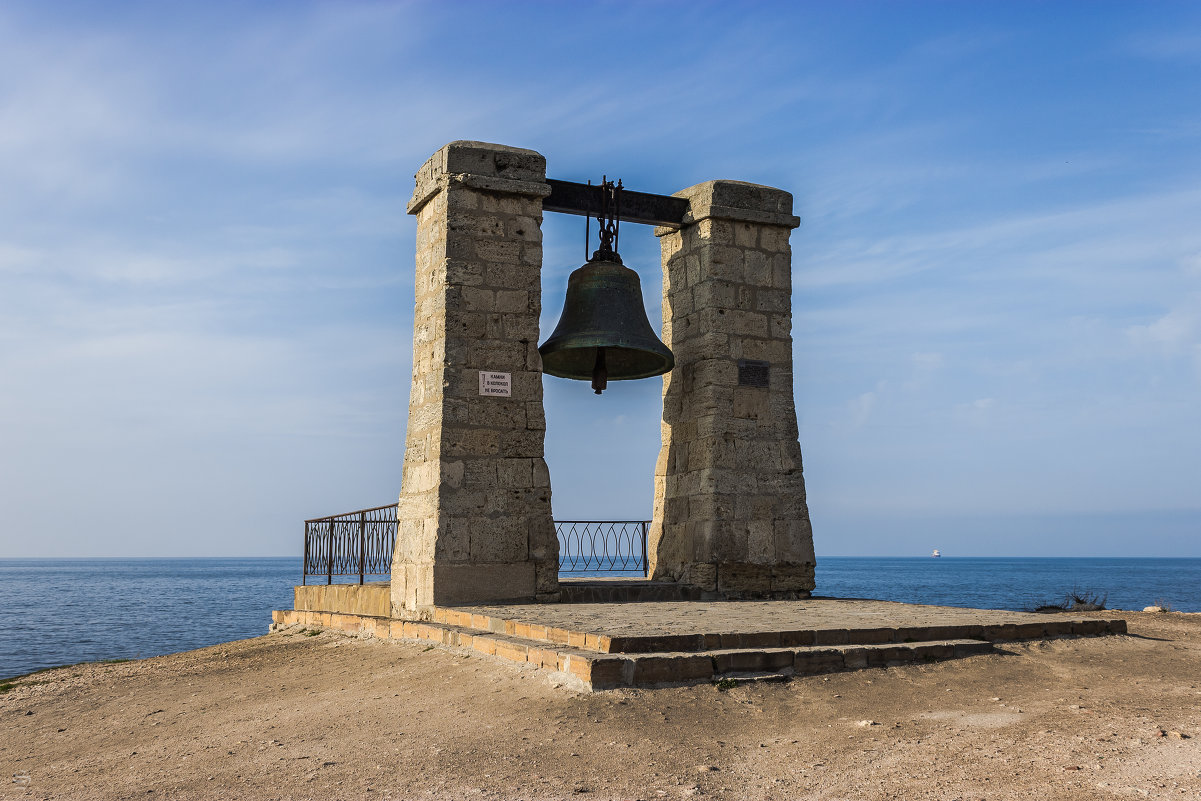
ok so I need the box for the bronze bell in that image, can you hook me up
[539,176,673,394]
[539,258,674,394]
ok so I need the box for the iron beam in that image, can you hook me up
[543,178,688,229]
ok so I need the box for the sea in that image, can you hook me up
[2,556,1199,681]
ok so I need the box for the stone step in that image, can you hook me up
[419,619,995,689]
[429,606,1126,655]
[271,609,995,690]
[587,640,997,690]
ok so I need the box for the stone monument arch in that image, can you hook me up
[390,141,814,618]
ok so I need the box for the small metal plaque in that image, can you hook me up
[737,359,770,388]
[478,371,512,397]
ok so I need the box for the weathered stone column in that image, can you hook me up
[391,141,558,617]
[648,181,815,598]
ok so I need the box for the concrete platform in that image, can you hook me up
[273,586,1127,691]
[436,598,1122,652]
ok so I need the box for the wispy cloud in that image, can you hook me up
[1125,31,1201,62]
[2,1,1200,555]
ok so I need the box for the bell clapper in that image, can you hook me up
[591,347,608,395]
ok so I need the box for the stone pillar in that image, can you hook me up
[647,180,815,598]
[391,141,558,617]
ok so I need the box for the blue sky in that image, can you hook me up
[1,1,1199,558]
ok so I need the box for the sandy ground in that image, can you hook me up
[2,611,1200,801]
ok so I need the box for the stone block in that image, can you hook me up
[427,562,535,605]
[469,519,529,563]
[741,251,770,287]
[714,649,793,673]
[865,645,905,666]
[564,654,590,681]
[630,655,714,685]
[1012,622,1047,640]
[694,218,734,245]
[953,641,993,658]
[841,648,869,669]
[726,310,769,338]
[704,523,744,562]
[434,518,470,561]
[733,221,759,248]
[495,289,530,313]
[526,646,555,669]
[742,632,785,649]
[442,141,546,183]
[525,401,546,431]
[770,253,792,289]
[493,639,530,663]
[920,643,955,660]
[705,246,746,282]
[685,561,718,591]
[754,287,790,313]
[747,520,774,562]
[1070,620,1105,636]
[585,658,630,690]
[980,624,1019,641]
[506,216,541,241]
[474,239,522,264]
[1041,620,1073,637]
[498,429,546,458]
[779,630,815,647]
[439,428,500,458]
[496,458,534,488]
[853,628,895,645]
[692,280,739,310]
[759,226,792,252]
[793,650,845,675]
[771,563,816,592]
[717,562,772,594]
[732,388,770,420]
[812,629,850,645]
[460,286,494,312]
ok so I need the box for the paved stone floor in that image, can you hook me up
[452,598,1074,638]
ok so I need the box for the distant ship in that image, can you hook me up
[931,549,941,558]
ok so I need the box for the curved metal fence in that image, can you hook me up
[303,504,398,585]
[302,505,650,582]
[556,520,649,576]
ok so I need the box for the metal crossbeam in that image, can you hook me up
[543,179,688,229]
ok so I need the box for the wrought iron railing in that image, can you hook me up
[556,520,649,577]
[302,505,651,582]
[303,504,398,585]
